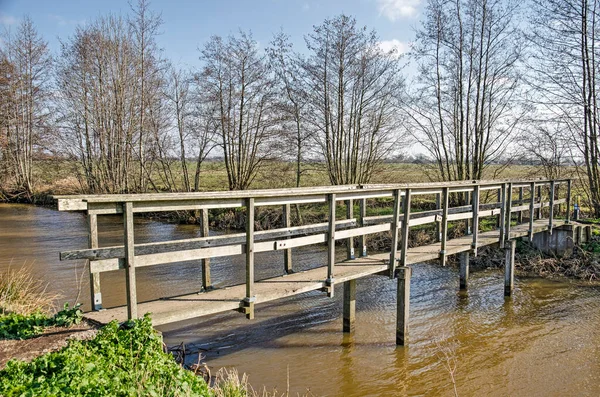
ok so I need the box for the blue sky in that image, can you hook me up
[0,0,424,68]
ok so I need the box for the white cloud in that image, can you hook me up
[48,14,86,27]
[378,39,409,57]
[377,0,421,20]
[302,3,310,11]
[0,13,18,26]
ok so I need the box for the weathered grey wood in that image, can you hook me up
[440,187,449,266]
[244,198,255,319]
[200,208,211,289]
[536,185,543,220]
[496,188,502,228]
[472,186,479,255]
[549,181,555,235]
[459,251,469,290]
[465,191,472,235]
[396,266,411,346]
[327,193,336,297]
[499,184,507,247]
[88,214,102,311]
[399,189,412,269]
[343,279,356,333]
[61,219,357,262]
[517,187,524,223]
[359,198,367,257]
[346,200,355,260]
[504,239,516,296]
[123,202,138,320]
[566,179,572,223]
[389,189,402,277]
[435,192,441,242]
[283,204,293,274]
[506,183,514,244]
[529,182,535,241]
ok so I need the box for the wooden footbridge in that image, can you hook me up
[55,179,585,345]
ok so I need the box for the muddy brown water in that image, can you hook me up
[1,203,599,396]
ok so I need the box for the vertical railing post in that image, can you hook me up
[390,189,402,278]
[496,188,502,228]
[201,208,212,289]
[359,198,367,257]
[88,214,102,311]
[517,187,524,224]
[505,183,513,242]
[440,187,449,266]
[548,181,555,234]
[471,185,480,255]
[123,202,138,320]
[528,182,535,241]
[346,199,355,260]
[244,198,256,319]
[435,192,442,242]
[566,179,572,223]
[327,194,336,297]
[536,185,543,220]
[399,189,412,270]
[283,203,293,274]
[499,184,507,247]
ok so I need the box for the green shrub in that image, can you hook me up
[0,303,83,340]
[0,314,211,396]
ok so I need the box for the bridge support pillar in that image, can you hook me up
[396,266,411,346]
[459,251,469,290]
[343,279,356,333]
[504,240,516,297]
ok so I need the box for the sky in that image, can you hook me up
[0,0,425,69]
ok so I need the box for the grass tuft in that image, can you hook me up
[0,264,59,316]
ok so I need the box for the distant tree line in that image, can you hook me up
[1,0,600,215]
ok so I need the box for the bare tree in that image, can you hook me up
[301,15,405,185]
[267,31,311,187]
[129,0,163,191]
[0,16,51,199]
[406,0,524,182]
[519,122,572,179]
[528,0,600,216]
[198,31,278,190]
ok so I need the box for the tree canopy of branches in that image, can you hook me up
[199,31,278,191]
[301,15,405,185]
[0,16,52,199]
[55,1,164,194]
[406,0,524,182]
[528,0,600,216]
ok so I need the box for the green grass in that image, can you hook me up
[0,315,211,397]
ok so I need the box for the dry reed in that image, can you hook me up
[0,262,60,316]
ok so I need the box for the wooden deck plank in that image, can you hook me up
[83,219,566,327]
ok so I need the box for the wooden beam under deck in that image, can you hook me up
[84,219,564,327]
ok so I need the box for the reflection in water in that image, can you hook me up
[1,203,599,396]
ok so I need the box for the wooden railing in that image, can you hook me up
[55,178,571,320]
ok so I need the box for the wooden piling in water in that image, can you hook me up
[396,266,411,346]
[504,239,516,297]
[343,279,356,333]
[459,251,469,290]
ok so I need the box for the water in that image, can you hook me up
[1,203,599,396]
